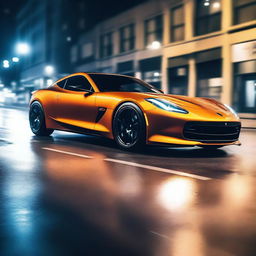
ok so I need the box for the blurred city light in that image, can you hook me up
[204,0,210,6]
[11,81,17,87]
[147,41,161,50]
[157,178,195,211]
[12,57,20,63]
[16,42,30,55]
[213,1,221,9]
[3,60,10,68]
[44,65,55,76]
[46,79,53,86]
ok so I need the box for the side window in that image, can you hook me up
[65,75,94,92]
[57,79,67,88]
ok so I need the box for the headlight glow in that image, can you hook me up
[146,98,188,114]
[224,104,239,118]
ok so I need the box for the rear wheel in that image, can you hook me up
[29,101,54,136]
[113,102,146,150]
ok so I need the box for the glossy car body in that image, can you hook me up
[30,72,241,148]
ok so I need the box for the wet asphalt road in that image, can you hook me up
[0,106,256,256]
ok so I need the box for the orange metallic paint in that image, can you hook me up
[30,73,241,147]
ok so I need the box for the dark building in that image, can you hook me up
[16,0,85,99]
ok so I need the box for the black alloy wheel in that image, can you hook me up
[29,101,54,136]
[113,102,145,150]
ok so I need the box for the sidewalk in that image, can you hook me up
[240,118,256,129]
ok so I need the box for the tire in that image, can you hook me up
[113,102,146,150]
[200,145,223,150]
[29,101,54,136]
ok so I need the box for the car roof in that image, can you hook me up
[85,72,135,78]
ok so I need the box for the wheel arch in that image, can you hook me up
[111,100,149,143]
[29,98,52,128]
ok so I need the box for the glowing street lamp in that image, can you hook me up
[12,57,20,63]
[44,65,55,76]
[147,41,161,50]
[16,42,30,55]
[3,60,10,68]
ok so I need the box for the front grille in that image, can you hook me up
[183,121,241,143]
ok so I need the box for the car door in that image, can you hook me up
[55,75,98,131]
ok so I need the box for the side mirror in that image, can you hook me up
[84,91,93,97]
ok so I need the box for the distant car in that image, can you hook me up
[29,73,241,150]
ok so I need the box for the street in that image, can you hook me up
[0,106,256,256]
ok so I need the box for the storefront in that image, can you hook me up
[195,48,222,100]
[168,56,188,95]
[139,56,162,89]
[116,61,135,76]
[233,40,256,113]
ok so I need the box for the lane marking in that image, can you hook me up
[104,158,211,180]
[42,147,211,181]
[42,147,93,159]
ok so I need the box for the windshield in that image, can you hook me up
[89,74,163,93]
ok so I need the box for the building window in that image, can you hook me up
[82,42,93,59]
[170,5,185,42]
[117,61,134,76]
[233,0,256,25]
[71,45,78,63]
[120,24,135,53]
[139,56,162,89]
[233,59,256,113]
[144,15,163,47]
[168,66,188,95]
[100,32,113,58]
[197,59,222,100]
[195,0,222,36]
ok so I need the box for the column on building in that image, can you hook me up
[221,0,233,105]
[184,0,194,41]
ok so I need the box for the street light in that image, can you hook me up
[147,41,161,50]
[44,65,55,76]
[12,57,20,63]
[3,60,9,68]
[16,42,30,55]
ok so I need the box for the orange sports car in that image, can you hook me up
[29,73,241,150]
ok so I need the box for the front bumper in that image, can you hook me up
[145,109,241,147]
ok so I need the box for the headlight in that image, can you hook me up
[224,104,239,118]
[146,98,188,114]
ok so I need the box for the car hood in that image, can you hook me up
[144,93,238,120]
[107,92,238,120]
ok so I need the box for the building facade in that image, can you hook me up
[16,0,84,99]
[73,0,256,118]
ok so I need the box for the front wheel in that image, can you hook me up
[29,101,54,136]
[113,102,146,150]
